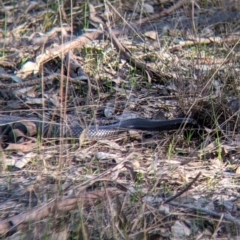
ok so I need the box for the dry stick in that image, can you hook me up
[0,73,98,91]
[34,31,101,140]
[135,0,187,24]
[169,35,240,51]
[0,188,122,236]
[211,214,224,239]
[169,201,240,227]
[106,24,168,81]
[163,172,201,204]
[0,31,103,90]
[0,73,86,90]
[36,30,102,66]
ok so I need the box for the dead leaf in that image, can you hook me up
[15,152,37,168]
[236,166,240,174]
[144,31,158,40]
[5,142,37,152]
[171,220,191,238]
[16,61,39,79]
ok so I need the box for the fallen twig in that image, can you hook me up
[163,172,201,204]
[169,35,240,51]
[169,201,240,227]
[106,24,170,81]
[36,30,103,66]
[0,73,87,90]
[0,188,122,236]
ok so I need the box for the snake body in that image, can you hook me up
[81,118,199,139]
[0,114,199,141]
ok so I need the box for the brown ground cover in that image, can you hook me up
[0,0,240,239]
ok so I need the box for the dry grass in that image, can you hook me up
[0,0,240,239]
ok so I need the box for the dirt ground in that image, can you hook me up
[0,0,240,239]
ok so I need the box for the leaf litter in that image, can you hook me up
[0,0,240,239]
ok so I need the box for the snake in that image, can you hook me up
[0,114,199,142]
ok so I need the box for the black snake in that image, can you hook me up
[0,114,199,142]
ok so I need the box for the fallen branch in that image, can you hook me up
[0,188,122,236]
[0,73,87,90]
[169,35,240,51]
[169,201,240,227]
[36,30,103,66]
[163,172,201,204]
[106,24,170,82]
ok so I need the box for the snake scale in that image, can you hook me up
[0,114,199,141]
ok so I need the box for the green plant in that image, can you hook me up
[167,137,176,159]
